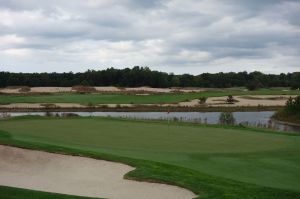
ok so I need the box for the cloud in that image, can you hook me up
[0,34,26,46]
[0,0,299,74]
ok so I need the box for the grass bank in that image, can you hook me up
[0,116,300,198]
[272,109,300,125]
[0,105,281,112]
[272,96,300,125]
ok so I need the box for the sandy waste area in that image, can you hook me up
[206,95,295,107]
[0,95,295,109]
[0,86,204,94]
[0,145,196,199]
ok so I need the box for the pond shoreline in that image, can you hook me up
[2,111,299,133]
[271,118,300,127]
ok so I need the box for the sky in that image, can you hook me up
[0,0,299,74]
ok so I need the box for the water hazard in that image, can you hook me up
[1,111,299,133]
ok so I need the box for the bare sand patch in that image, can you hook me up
[95,86,121,92]
[0,88,20,94]
[206,95,296,107]
[177,99,200,107]
[0,145,196,199]
[53,103,87,108]
[126,87,204,93]
[0,95,295,109]
[0,87,205,94]
[0,87,72,93]
[31,87,72,93]
[0,103,44,109]
[126,87,173,93]
[172,88,206,93]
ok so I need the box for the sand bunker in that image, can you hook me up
[0,145,196,199]
[0,95,294,109]
[0,86,204,94]
[125,87,203,93]
[206,95,295,107]
[0,87,72,93]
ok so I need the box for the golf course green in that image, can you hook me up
[0,116,300,198]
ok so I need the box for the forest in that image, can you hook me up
[1,66,299,89]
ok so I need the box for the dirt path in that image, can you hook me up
[0,145,196,199]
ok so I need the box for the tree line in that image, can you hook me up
[0,66,299,89]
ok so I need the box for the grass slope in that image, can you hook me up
[0,89,299,105]
[0,116,300,198]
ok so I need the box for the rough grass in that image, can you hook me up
[0,116,300,199]
[0,89,299,105]
[272,109,300,124]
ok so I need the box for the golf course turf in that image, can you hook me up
[0,116,300,198]
[0,185,101,199]
[0,89,299,105]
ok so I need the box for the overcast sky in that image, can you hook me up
[0,0,299,74]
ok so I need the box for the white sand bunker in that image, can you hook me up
[0,145,196,199]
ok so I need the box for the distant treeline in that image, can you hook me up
[0,66,300,89]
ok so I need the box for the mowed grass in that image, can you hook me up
[0,89,299,104]
[0,116,300,199]
[0,185,100,199]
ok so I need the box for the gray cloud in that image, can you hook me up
[0,0,299,74]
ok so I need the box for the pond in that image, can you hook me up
[1,111,299,133]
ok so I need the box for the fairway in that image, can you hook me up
[0,116,300,199]
[0,89,299,105]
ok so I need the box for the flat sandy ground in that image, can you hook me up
[0,145,196,199]
[0,86,204,93]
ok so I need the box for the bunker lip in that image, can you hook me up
[0,145,197,199]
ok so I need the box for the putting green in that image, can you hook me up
[0,116,299,194]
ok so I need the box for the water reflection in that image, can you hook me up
[218,112,236,125]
